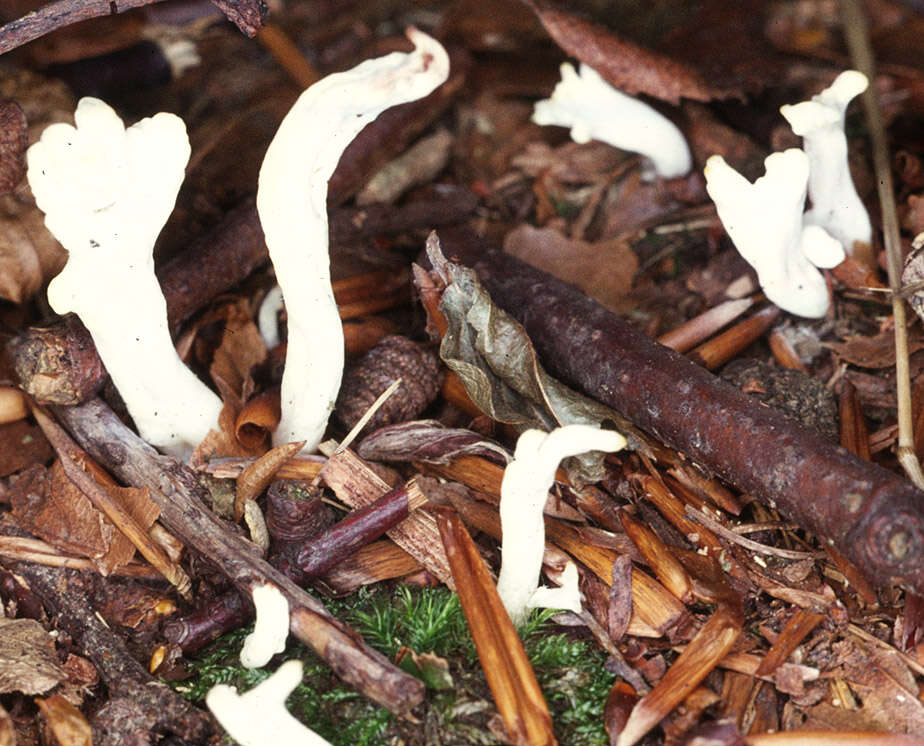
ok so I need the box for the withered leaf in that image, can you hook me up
[827,328,924,369]
[0,186,67,304]
[10,463,112,560]
[35,694,92,746]
[503,224,637,311]
[798,637,924,733]
[97,481,160,575]
[903,240,924,325]
[357,420,510,465]
[427,233,629,484]
[0,100,28,195]
[525,1,731,104]
[208,299,268,399]
[0,618,64,695]
[0,418,53,477]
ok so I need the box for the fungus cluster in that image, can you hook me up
[704,70,870,318]
[704,149,845,319]
[28,29,449,459]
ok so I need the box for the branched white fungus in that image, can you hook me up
[780,70,871,255]
[257,28,450,452]
[497,425,626,625]
[27,97,222,458]
[240,583,290,669]
[532,62,692,179]
[704,149,844,318]
[206,659,332,746]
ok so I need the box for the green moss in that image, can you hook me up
[170,586,616,745]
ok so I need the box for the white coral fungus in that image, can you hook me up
[780,70,871,256]
[27,97,222,458]
[206,659,331,746]
[704,149,844,318]
[532,62,692,179]
[497,425,626,625]
[240,583,290,669]
[257,28,450,453]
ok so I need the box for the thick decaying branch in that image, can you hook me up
[438,229,924,595]
[52,397,425,716]
[10,563,211,746]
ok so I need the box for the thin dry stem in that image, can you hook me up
[839,0,924,488]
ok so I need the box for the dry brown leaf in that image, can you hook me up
[96,481,160,574]
[526,0,733,104]
[0,618,64,695]
[0,187,67,304]
[0,100,27,195]
[827,329,924,369]
[0,418,53,477]
[35,694,91,746]
[209,300,268,399]
[9,463,112,560]
[503,224,637,311]
[798,637,924,734]
[235,389,281,451]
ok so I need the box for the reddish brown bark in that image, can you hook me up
[437,228,924,595]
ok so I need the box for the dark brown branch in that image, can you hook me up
[0,0,264,56]
[52,397,425,716]
[10,563,211,746]
[297,479,426,579]
[436,228,924,595]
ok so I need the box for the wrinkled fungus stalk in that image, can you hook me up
[257,28,449,452]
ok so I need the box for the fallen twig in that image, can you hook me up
[52,397,425,716]
[434,228,924,595]
[839,0,924,489]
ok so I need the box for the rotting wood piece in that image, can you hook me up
[52,397,425,716]
[434,228,924,595]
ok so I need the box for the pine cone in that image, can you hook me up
[334,335,442,436]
